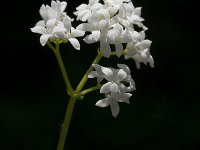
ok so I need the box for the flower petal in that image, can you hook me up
[115,42,123,57]
[115,93,132,103]
[69,38,80,50]
[31,26,47,35]
[88,71,98,78]
[110,101,120,118]
[83,34,96,43]
[70,27,85,37]
[100,82,112,93]
[63,16,72,30]
[35,20,45,27]
[46,18,57,29]
[101,67,113,78]
[95,98,110,107]
[116,69,127,81]
[91,30,101,41]
[117,64,130,75]
[100,41,111,58]
[60,1,67,11]
[110,83,119,93]
[134,7,142,16]
[76,23,93,32]
[40,34,50,46]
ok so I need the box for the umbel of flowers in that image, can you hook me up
[31,0,154,149]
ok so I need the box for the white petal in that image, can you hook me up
[136,40,152,50]
[63,16,72,30]
[83,34,96,43]
[91,30,101,41]
[69,38,80,50]
[35,20,45,27]
[129,78,136,91]
[134,7,142,16]
[81,11,91,22]
[98,20,110,32]
[139,31,146,41]
[31,26,47,34]
[100,82,112,93]
[51,1,57,10]
[95,98,110,107]
[70,27,85,37]
[117,64,130,75]
[115,42,123,57]
[101,67,113,77]
[116,69,127,81]
[46,19,57,29]
[110,101,120,118]
[115,93,132,103]
[110,83,119,93]
[97,8,110,20]
[88,71,98,78]
[125,2,134,14]
[100,41,111,58]
[76,4,88,10]
[107,29,119,43]
[39,5,48,20]
[76,10,90,21]
[88,13,99,26]
[40,34,50,46]
[60,1,67,11]
[52,26,66,34]
[76,23,93,31]
[90,3,102,11]
[149,55,154,68]
[89,0,99,6]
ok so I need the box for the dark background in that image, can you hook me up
[1,0,200,150]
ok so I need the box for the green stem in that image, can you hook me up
[48,42,74,95]
[47,42,76,150]
[80,84,102,96]
[75,51,103,93]
[57,96,76,150]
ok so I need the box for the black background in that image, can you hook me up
[1,0,200,150]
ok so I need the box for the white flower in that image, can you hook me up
[39,0,67,21]
[107,24,132,57]
[74,0,103,22]
[31,19,57,46]
[52,16,85,50]
[89,64,135,117]
[126,31,154,69]
[103,0,131,17]
[31,15,85,49]
[117,2,148,30]
[96,87,132,117]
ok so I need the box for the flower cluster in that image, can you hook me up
[74,0,154,68]
[31,0,85,50]
[88,64,135,117]
[31,0,154,117]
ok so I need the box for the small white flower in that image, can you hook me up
[39,0,67,21]
[52,16,85,50]
[74,0,103,22]
[126,31,154,69]
[89,64,135,117]
[117,2,148,30]
[31,19,57,46]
